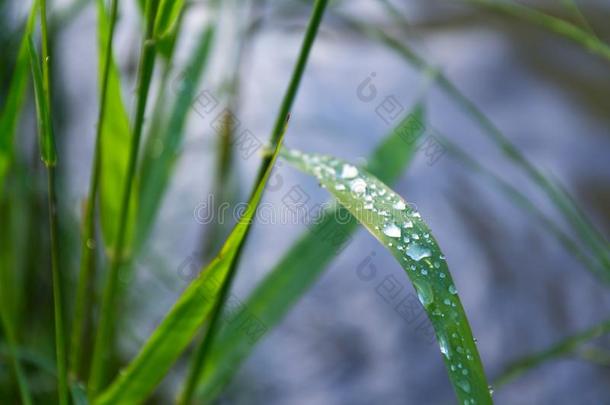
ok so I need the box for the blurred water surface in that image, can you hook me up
[17,0,610,403]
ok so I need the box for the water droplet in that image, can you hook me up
[341,164,358,179]
[393,200,406,210]
[413,279,434,307]
[448,285,457,295]
[350,178,367,194]
[488,385,494,396]
[405,244,431,261]
[403,220,413,228]
[383,223,401,238]
[457,379,471,393]
[439,334,451,359]
[86,239,96,249]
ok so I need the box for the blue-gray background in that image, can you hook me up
[12,0,610,403]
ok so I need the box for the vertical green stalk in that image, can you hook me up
[46,167,67,405]
[178,1,329,403]
[29,0,67,401]
[89,0,160,396]
[70,0,120,380]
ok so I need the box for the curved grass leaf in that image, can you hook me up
[464,0,610,64]
[280,148,492,404]
[96,0,136,256]
[495,318,610,388]
[195,106,426,400]
[94,129,286,405]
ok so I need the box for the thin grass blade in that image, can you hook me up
[195,106,426,400]
[96,0,136,256]
[441,136,606,282]
[70,0,121,380]
[180,1,329,402]
[464,0,610,63]
[495,318,610,388]
[94,126,287,405]
[28,31,68,405]
[89,0,160,395]
[341,14,610,280]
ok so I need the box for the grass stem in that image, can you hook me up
[88,0,160,396]
[178,1,329,402]
[39,0,68,402]
[70,0,120,381]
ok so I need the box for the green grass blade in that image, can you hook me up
[93,121,287,405]
[89,0,160,395]
[154,0,185,58]
[280,148,492,404]
[28,26,68,405]
[195,106,426,401]
[0,0,39,197]
[96,0,136,256]
[27,37,56,167]
[441,137,607,282]
[495,318,610,388]
[560,0,596,36]
[464,0,610,63]
[180,1,329,402]
[70,0,121,381]
[136,21,216,251]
